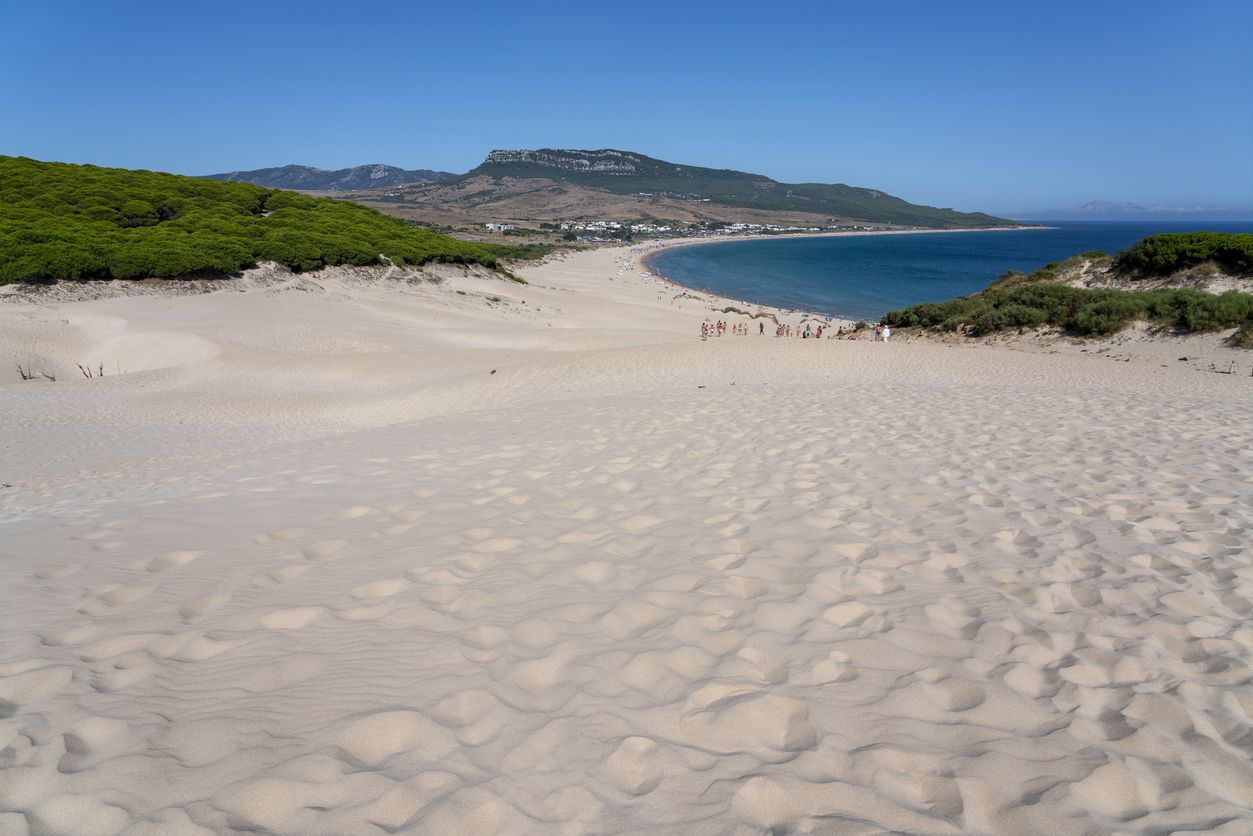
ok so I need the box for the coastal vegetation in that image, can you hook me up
[0,156,503,283]
[479,242,564,262]
[1114,232,1253,276]
[885,233,1253,342]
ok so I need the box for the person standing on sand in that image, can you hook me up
[882,324,891,343]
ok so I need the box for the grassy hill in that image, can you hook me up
[458,149,1014,229]
[884,233,1253,344]
[0,156,501,283]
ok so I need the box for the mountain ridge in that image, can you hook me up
[452,148,1013,228]
[204,163,452,191]
[1023,199,1253,222]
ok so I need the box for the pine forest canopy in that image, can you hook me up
[0,156,501,283]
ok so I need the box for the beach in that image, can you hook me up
[2,246,1252,834]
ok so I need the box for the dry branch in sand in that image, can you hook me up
[15,364,57,382]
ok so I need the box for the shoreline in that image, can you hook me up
[638,225,1045,321]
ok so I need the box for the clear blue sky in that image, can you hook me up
[3,0,1250,215]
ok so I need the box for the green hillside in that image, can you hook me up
[461,149,1014,229]
[0,156,500,283]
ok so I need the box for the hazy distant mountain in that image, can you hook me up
[203,164,452,191]
[1023,200,1253,222]
[448,148,1014,229]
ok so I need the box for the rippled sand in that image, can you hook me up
[2,248,1251,834]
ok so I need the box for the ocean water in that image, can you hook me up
[646,221,1253,321]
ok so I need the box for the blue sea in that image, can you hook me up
[646,222,1253,321]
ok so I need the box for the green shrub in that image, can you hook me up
[1115,232,1253,276]
[886,262,1253,340]
[1072,296,1146,335]
[970,304,1049,335]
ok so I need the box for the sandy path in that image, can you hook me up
[2,248,1252,834]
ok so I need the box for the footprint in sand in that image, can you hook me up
[460,626,511,663]
[332,710,459,767]
[861,748,965,820]
[146,550,201,572]
[924,599,985,639]
[178,593,230,621]
[1003,663,1062,699]
[59,716,132,773]
[78,583,157,615]
[679,685,817,757]
[600,600,673,640]
[0,663,73,718]
[332,505,375,520]
[40,624,99,647]
[253,527,307,545]
[469,537,522,554]
[93,661,157,693]
[812,650,859,684]
[24,795,131,836]
[34,563,82,580]
[351,578,409,599]
[335,602,394,622]
[259,607,325,630]
[253,564,310,588]
[429,689,511,747]
[732,776,804,832]
[823,601,875,628]
[302,539,348,560]
[606,737,663,795]
[917,669,987,712]
[733,644,790,685]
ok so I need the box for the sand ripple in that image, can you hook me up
[3,352,1252,833]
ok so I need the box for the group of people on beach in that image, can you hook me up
[701,320,891,342]
[703,320,763,338]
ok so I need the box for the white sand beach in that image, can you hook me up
[2,246,1252,834]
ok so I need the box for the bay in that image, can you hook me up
[646,221,1253,321]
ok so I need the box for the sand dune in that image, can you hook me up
[2,246,1251,834]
